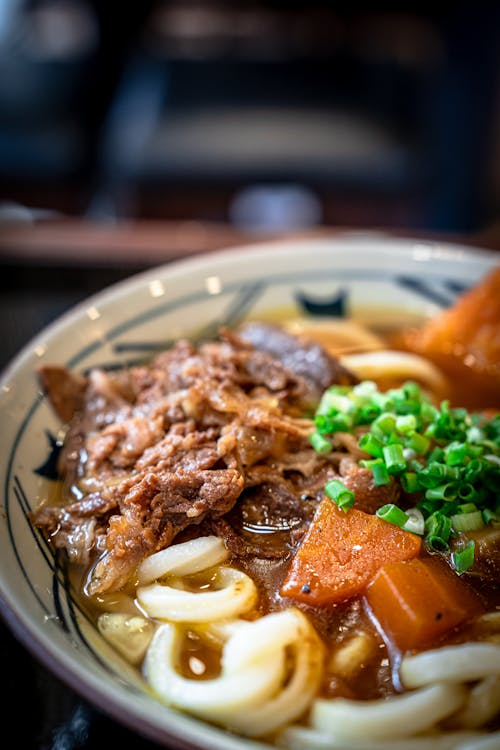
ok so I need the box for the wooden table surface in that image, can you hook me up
[1,217,499,267]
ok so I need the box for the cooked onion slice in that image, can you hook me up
[400,643,500,688]
[137,566,257,622]
[137,536,229,584]
[341,350,449,395]
[97,613,155,664]
[310,683,466,740]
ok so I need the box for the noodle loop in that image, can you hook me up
[145,608,323,737]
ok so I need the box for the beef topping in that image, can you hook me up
[33,326,357,594]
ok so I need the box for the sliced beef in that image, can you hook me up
[212,480,318,560]
[87,467,244,594]
[238,321,358,406]
[339,461,400,514]
[37,366,87,423]
[34,324,357,595]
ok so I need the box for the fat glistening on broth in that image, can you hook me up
[32,266,500,747]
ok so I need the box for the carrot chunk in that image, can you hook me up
[365,556,484,652]
[397,265,500,408]
[280,499,422,606]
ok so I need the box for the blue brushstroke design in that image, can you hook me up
[295,289,347,317]
[113,280,265,355]
[396,276,461,307]
[34,430,62,480]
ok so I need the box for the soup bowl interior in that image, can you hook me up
[0,235,497,750]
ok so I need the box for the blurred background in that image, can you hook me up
[0,0,500,235]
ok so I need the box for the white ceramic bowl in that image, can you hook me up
[0,235,498,750]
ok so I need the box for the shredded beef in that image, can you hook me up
[34,325,357,594]
[339,461,401,514]
[238,321,358,406]
[36,366,87,423]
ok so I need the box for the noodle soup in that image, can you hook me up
[32,266,500,748]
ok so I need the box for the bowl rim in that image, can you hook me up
[2,232,497,384]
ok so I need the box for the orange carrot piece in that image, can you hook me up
[280,499,422,606]
[397,265,500,408]
[365,556,484,652]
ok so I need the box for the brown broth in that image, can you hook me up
[55,311,499,709]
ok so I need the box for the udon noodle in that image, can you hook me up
[33,266,500,748]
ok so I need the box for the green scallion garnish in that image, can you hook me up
[310,379,500,568]
[452,540,476,574]
[309,431,333,454]
[324,479,355,512]
[376,503,409,528]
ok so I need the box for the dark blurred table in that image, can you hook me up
[0,217,498,749]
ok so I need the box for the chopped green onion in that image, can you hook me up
[360,458,390,485]
[396,414,417,434]
[425,511,452,544]
[309,431,333,454]
[445,441,467,466]
[467,426,485,443]
[311,380,499,567]
[427,535,450,553]
[382,443,406,474]
[402,507,425,535]
[401,471,419,493]
[405,431,430,455]
[482,508,499,524]
[358,432,384,458]
[317,390,352,415]
[450,511,484,533]
[370,460,391,486]
[457,483,477,501]
[376,503,409,528]
[325,480,355,512]
[425,484,457,501]
[452,540,475,574]
[356,403,380,423]
[464,459,484,482]
[372,412,397,436]
[427,446,445,463]
[352,380,377,397]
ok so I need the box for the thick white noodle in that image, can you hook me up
[341,350,448,394]
[283,318,384,354]
[453,676,500,729]
[311,683,466,740]
[137,566,257,622]
[144,608,323,735]
[223,608,306,671]
[136,535,229,584]
[278,726,496,750]
[400,643,500,688]
[145,622,285,722]
[135,537,500,744]
[197,618,246,648]
[220,610,324,737]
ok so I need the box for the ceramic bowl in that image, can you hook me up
[0,234,498,750]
